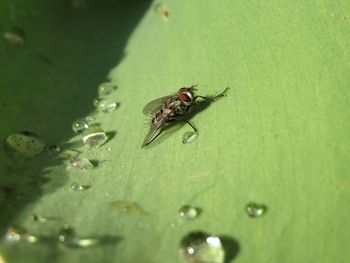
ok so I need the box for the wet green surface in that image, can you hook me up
[1,0,350,262]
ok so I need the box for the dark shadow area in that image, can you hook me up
[219,235,240,263]
[0,0,151,237]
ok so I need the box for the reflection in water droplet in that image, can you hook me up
[67,155,94,171]
[179,205,200,220]
[70,182,90,192]
[58,225,75,243]
[98,82,116,97]
[5,131,47,158]
[246,202,267,218]
[58,224,98,248]
[5,227,38,244]
[182,131,198,144]
[72,119,89,133]
[82,126,107,148]
[3,28,26,46]
[98,100,119,113]
[180,231,225,263]
[110,200,148,215]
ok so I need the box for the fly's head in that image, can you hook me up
[178,86,197,106]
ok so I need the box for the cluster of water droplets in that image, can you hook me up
[4,224,100,249]
[94,82,119,113]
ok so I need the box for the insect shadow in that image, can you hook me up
[143,91,227,148]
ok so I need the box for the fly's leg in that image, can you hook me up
[194,87,229,102]
[169,117,197,132]
[183,120,197,132]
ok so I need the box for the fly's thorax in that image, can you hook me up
[175,104,190,115]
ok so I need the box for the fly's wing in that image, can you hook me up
[142,116,167,147]
[142,95,175,116]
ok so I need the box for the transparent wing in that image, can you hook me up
[142,117,167,147]
[142,95,173,116]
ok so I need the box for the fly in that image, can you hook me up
[142,85,229,147]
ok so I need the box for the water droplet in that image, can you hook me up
[98,100,119,113]
[57,224,98,248]
[82,126,107,148]
[72,118,89,133]
[180,231,225,263]
[85,115,95,122]
[110,200,148,215]
[67,155,94,170]
[246,202,267,218]
[182,131,198,144]
[5,131,47,158]
[69,238,99,248]
[58,225,75,243]
[3,28,26,46]
[70,182,90,192]
[5,227,39,244]
[179,205,201,220]
[32,214,49,223]
[98,82,116,97]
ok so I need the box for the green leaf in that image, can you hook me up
[1,0,350,263]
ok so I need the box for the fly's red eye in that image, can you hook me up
[179,92,192,103]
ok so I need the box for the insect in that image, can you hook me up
[142,85,229,147]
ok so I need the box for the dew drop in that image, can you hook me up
[67,155,94,171]
[98,82,116,97]
[82,126,107,148]
[5,131,47,158]
[5,227,22,242]
[85,115,95,122]
[3,28,26,46]
[32,214,49,223]
[72,118,89,133]
[57,224,98,248]
[5,227,39,244]
[182,131,198,144]
[180,231,225,263]
[69,238,99,248]
[98,100,119,113]
[70,182,90,192]
[246,202,267,218]
[110,200,148,215]
[179,205,201,220]
[58,225,75,243]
